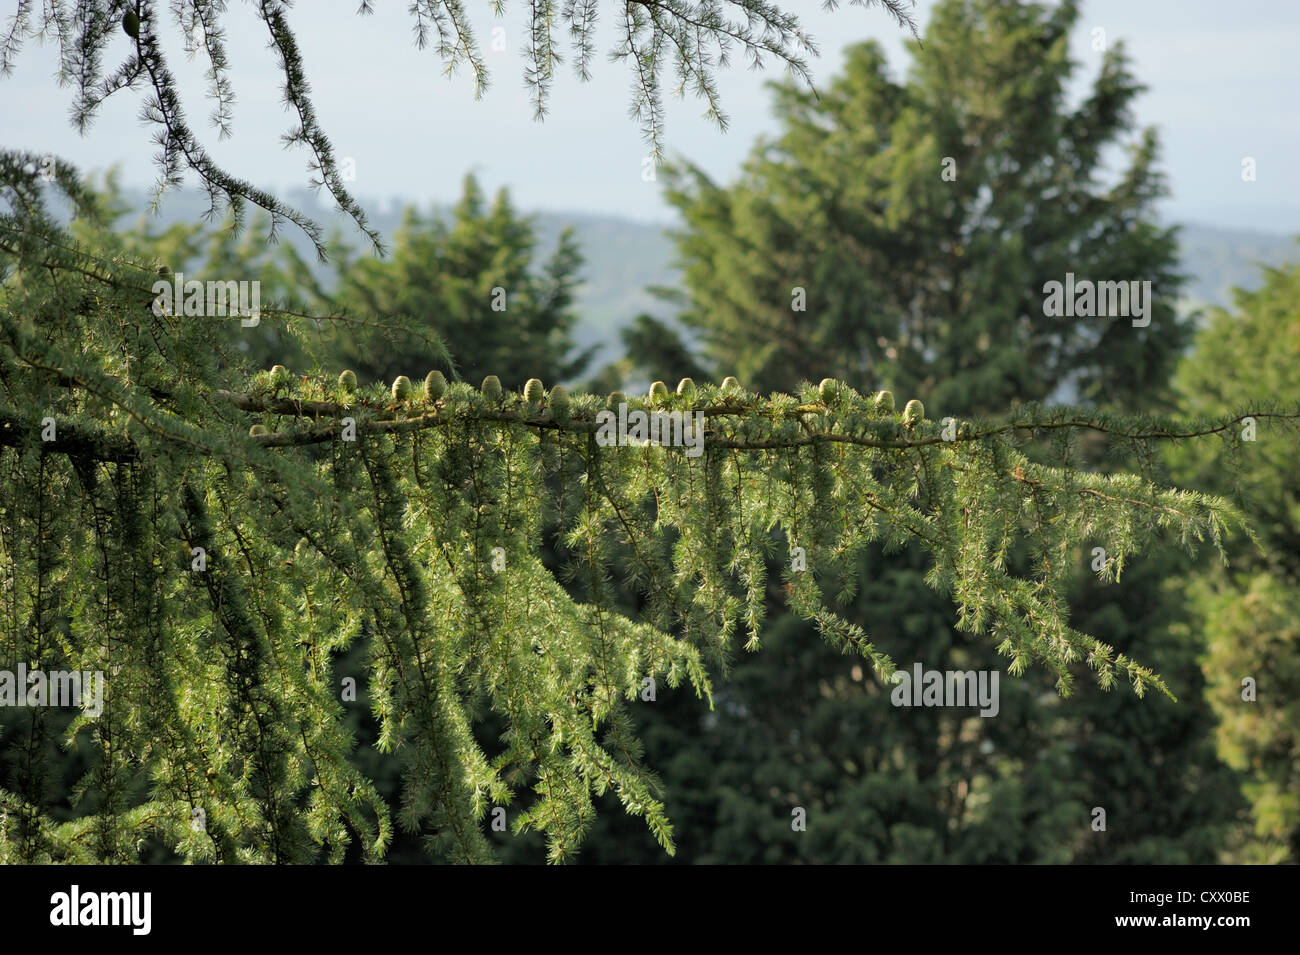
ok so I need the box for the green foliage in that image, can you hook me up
[5,0,1286,870]
[575,546,1243,864]
[603,314,711,391]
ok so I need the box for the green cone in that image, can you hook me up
[423,370,447,402]
[549,384,571,423]
[903,399,925,427]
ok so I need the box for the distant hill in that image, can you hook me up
[99,187,1299,367]
[1174,223,1298,312]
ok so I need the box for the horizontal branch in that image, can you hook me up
[218,389,1300,452]
[5,383,1295,463]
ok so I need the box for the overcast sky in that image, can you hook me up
[4,0,1297,232]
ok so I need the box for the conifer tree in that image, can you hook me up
[654,0,1185,412]
[285,175,593,390]
[63,174,592,395]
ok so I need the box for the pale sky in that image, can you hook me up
[3,0,1297,232]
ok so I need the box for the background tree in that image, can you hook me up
[279,174,592,390]
[64,173,591,393]
[1167,258,1300,863]
[654,0,1185,412]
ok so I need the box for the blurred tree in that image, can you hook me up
[294,175,593,390]
[1168,259,1300,863]
[657,0,1187,413]
[70,173,592,392]
[591,312,710,395]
